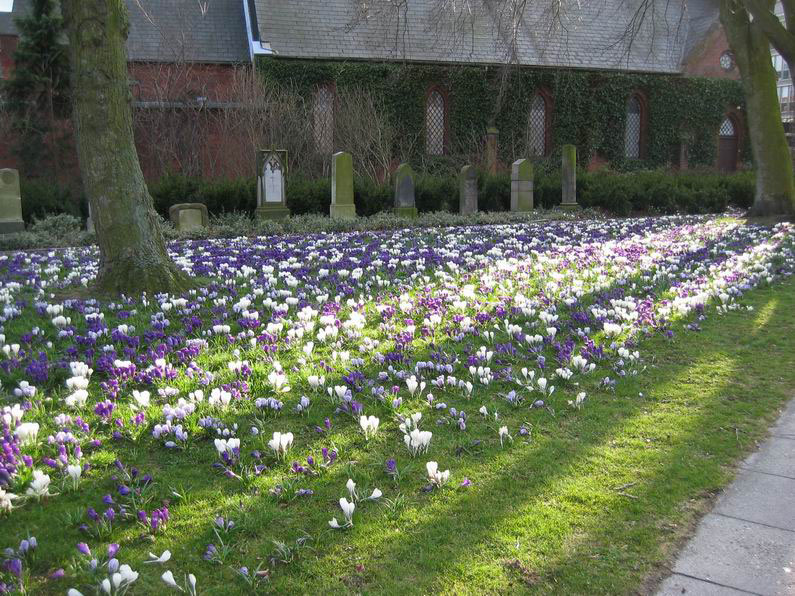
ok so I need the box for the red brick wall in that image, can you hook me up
[682,26,740,80]
[128,62,252,180]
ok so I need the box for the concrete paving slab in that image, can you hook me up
[670,513,795,595]
[771,400,795,439]
[713,470,795,532]
[742,436,795,479]
[657,573,760,595]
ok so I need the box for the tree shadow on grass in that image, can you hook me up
[270,281,795,594]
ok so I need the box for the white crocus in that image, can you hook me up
[16,422,39,446]
[426,461,450,487]
[161,570,179,588]
[67,464,82,489]
[132,390,151,408]
[404,428,432,456]
[358,415,380,440]
[25,470,53,499]
[0,487,19,512]
[145,550,172,564]
[346,478,357,500]
[339,497,355,526]
[267,431,294,457]
[368,488,383,500]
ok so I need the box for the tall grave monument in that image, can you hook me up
[0,169,24,234]
[330,151,356,219]
[256,149,291,220]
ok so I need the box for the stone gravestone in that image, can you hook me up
[256,149,291,220]
[511,159,534,212]
[393,163,418,218]
[0,169,25,234]
[330,151,356,219]
[169,203,209,233]
[561,144,579,209]
[459,165,478,215]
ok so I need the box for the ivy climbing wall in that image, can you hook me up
[257,57,748,172]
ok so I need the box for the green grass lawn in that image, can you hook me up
[5,275,794,595]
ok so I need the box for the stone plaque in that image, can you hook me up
[178,208,204,232]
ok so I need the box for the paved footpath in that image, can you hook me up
[657,399,795,595]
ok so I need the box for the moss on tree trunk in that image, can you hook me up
[61,0,193,294]
[722,0,795,216]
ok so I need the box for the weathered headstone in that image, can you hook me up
[0,169,24,234]
[393,163,418,218]
[459,165,478,215]
[561,144,579,209]
[256,149,291,220]
[330,151,356,219]
[169,203,209,232]
[511,159,534,212]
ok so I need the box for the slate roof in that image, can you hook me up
[126,0,249,63]
[253,0,717,73]
[0,0,29,37]
[683,0,721,57]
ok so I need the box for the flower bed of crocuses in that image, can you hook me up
[0,216,793,594]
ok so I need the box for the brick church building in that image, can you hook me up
[0,0,743,182]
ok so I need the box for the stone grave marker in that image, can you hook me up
[561,144,579,209]
[0,168,24,234]
[511,159,534,212]
[393,163,418,218]
[169,203,209,232]
[330,151,356,219]
[256,149,291,220]
[459,165,478,214]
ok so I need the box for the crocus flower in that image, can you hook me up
[426,461,450,487]
[358,415,379,440]
[339,497,355,526]
[267,431,294,458]
[145,550,171,564]
[26,469,53,499]
[161,569,178,588]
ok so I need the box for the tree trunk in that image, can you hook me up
[61,0,193,294]
[722,1,795,216]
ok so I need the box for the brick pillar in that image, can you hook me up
[485,127,498,175]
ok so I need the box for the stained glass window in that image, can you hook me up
[313,86,334,155]
[528,94,547,157]
[624,96,642,159]
[426,90,445,155]
[719,116,735,137]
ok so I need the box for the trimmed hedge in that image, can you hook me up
[17,168,754,225]
[148,168,755,218]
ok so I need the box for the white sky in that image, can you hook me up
[0,0,12,13]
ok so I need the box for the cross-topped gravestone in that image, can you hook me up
[393,163,418,218]
[330,151,356,219]
[0,169,24,234]
[561,144,579,209]
[511,159,534,212]
[256,149,291,220]
[459,165,478,214]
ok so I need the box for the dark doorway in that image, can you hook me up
[718,116,738,173]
